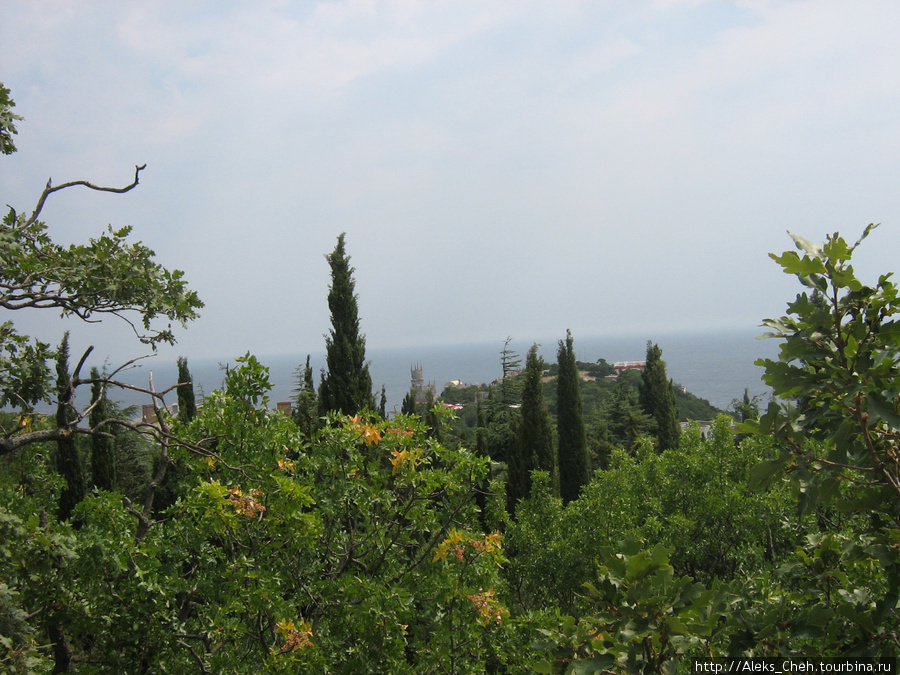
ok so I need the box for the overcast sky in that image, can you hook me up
[3,0,900,367]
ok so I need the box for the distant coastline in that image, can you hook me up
[107,327,780,416]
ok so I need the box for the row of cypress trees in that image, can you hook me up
[504,334,681,515]
[505,331,592,514]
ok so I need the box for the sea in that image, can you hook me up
[107,327,782,416]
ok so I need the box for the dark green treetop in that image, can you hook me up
[318,233,374,417]
[176,356,197,423]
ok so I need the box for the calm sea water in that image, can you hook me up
[108,328,781,415]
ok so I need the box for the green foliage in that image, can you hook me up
[509,345,556,512]
[639,342,681,451]
[585,372,653,460]
[1,203,202,354]
[591,421,796,583]
[401,388,417,416]
[0,506,78,672]
[292,354,319,436]
[89,366,117,490]
[55,333,85,522]
[749,226,900,521]
[173,363,510,671]
[736,226,900,658]
[0,152,202,433]
[726,528,900,657]
[176,356,197,423]
[1,356,518,672]
[7,155,900,674]
[673,385,721,422]
[505,418,796,624]
[0,321,49,409]
[319,233,374,416]
[557,331,590,503]
[532,538,732,675]
[505,472,589,615]
[0,82,22,156]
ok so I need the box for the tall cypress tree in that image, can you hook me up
[55,332,86,520]
[638,341,681,452]
[176,356,197,423]
[89,367,116,491]
[556,330,590,504]
[518,344,556,496]
[318,233,374,416]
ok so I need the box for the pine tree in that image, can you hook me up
[518,344,556,496]
[176,356,197,423]
[55,333,86,520]
[499,337,522,407]
[89,367,116,491]
[318,233,374,416]
[638,341,681,451]
[556,330,590,504]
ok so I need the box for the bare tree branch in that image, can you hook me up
[26,164,146,228]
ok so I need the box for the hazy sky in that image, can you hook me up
[3,0,900,367]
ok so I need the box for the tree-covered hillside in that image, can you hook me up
[3,84,900,672]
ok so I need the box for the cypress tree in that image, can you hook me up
[293,355,319,436]
[400,389,417,416]
[556,330,590,504]
[176,356,197,423]
[474,398,491,532]
[638,341,681,452]
[518,344,556,495]
[55,333,86,520]
[89,367,116,491]
[318,233,374,416]
[475,399,487,459]
[504,415,526,515]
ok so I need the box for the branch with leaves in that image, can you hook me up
[748,224,900,517]
[1,165,202,349]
